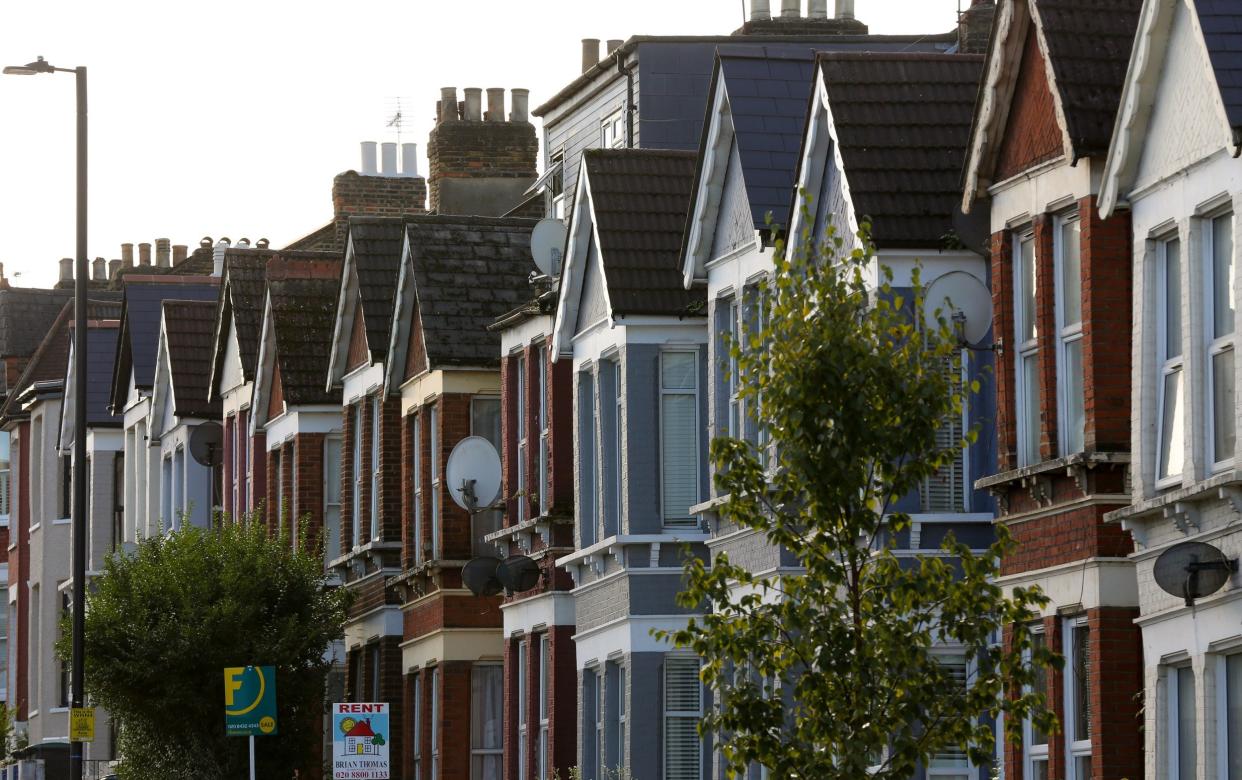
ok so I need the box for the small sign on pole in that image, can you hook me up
[225,666,278,780]
[69,707,95,742]
[331,703,390,779]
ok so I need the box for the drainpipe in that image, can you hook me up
[615,47,636,148]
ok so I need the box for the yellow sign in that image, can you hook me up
[69,707,95,742]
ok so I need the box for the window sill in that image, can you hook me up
[974,451,1129,491]
[1104,469,1242,547]
[556,532,710,571]
[52,517,72,526]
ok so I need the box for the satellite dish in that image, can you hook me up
[496,555,541,593]
[923,271,993,347]
[1154,541,1238,607]
[446,436,502,511]
[530,218,567,277]
[462,556,503,597]
[189,421,224,467]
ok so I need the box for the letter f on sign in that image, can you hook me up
[225,668,245,707]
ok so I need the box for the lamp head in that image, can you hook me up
[3,57,54,76]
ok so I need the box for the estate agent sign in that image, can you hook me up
[332,702,390,779]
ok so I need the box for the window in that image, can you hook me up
[0,431,10,525]
[1024,629,1049,780]
[518,641,528,780]
[538,635,550,780]
[430,405,440,559]
[29,584,39,712]
[227,414,238,518]
[516,352,528,523]
[239,408,249,517]
[742,285,765,452]
[579,371,597,547]
[430,667,440,779]
[1014,232,1041,466]
[472,397,503,556]
[664,656,703,780]
[922,356,966,513]
[172,448,183,525]
[583,668,600,780]
[370,396,381,541]
[1157,236,1186,485]
[1168,664,1196,779]
[59,589,71,707]
[661,351,700,527]
[538,346,550,517]
[348,649,363,702]
[596,665,606,779]
[59,453,71,519]
[1055,215,1085,456]
[324,436,342,563]
[550,151,566,220]
[412,673,423,779]
[412,414,423,566]
[601,110,624,149]
[1063,618,1091,779]
[1207,212,1236,469]
[161,456,172,531]
[352,403,363,547]
[369,643,381,702]
[618,662,627,773]
[471,664,503,780]
[1225,653,1242,779]
[716,296,738,439]
[274,447,285,532]
[112,452,124,551]
[600,360,621,539]
[928,655,969,779]
[605,659,625,772]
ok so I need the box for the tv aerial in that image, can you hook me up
[922,271,994,350]
[446,436,502,513]
[530,218,567,278]
[1153,541,1237,607]
[462,556,504,597]
[189,421,224,467]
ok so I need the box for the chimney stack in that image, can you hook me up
[381,142,398,175]
[750,0,771,20]
[92,257,106,281]
[108,259,122,279]
[59,258,73,283]
[172,244,188,266]
[486,88,505,122]
[402,144,419,177]
[439,87,458,123]
[121,243,134,266]
[607,39,623,54]
[463,88,483,121]
[511,89,529,123]
[958,0,996,54]
[155,238,171,268]
[212,238,231,277]
[781,0,800,17]
[138,243,152,266]
[582,39,601,72]
[809,0,828,18]
[361,142,378,175]
[835,0,854,19]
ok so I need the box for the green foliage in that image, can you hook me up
[64,515,348,779]
[660,218,1057,778]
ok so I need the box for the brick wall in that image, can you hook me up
[346,637,405,776]
[340,403,354,556]
[332,171,427,249]
[503,631,579,780]
[426,121,537,213]
[1079,197,1133,452]
[294,432,326,554]
[994,25,1064,183]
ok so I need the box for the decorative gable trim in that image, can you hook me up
[250,293,277,432]
[787,71,861,256]
[326,233,360,389]
[551,166,612,359]
[682,78,743,287]
[384,233,428,395]
[148,312,174,440]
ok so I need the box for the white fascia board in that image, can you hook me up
[341,363,385,407]
[572,615,696,667]
[500,314,552,355]
[384,234,417,397]
[683,79,735,287]
[343,604,404,649]
[502,591,577,636]
[786,72,861,258]
[86,428,123,453]
[264,408,343,449]
[249,293,278,432]
[553,167,610,359]
[961,0,1028,211]
[326,233,359,390]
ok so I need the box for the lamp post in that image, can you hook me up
[4,55,88,780]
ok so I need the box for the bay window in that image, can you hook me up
[412,673,422,780]
[1014,232,1041,466]
[661,351,701,528]
[538,346,550,516]
[370,395,381,541]
[518,640,528,780]
[1055,215,1085,455]
[1156,235,1185,485]
[1063,617,1091,779]
[579,371,597,547]
[430,666,440,779]
[471,664,503,780]
[324,436,342,562]
[1168,664,1196,779]
[352,403,363,547]
[1207,212,1235,469]
[1024,628,1049,780]
[664,655,703,780]
[600,359,621,539]
[538,635,549,780]
[430,404,440,559]
[412,414,422,565]
[516,352,527,523]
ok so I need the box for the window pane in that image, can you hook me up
[1031,760,1048,780]
[1075,756,1092,780]
[662,352,697,390]
[1063,339,1085,455]
[1165,238,1183,359]
[662,392,699,523]
[1215,214,1235,338]
[1216,348,1237,462]
[1021,353,1042,466]
[471,666,503,780]
[1030,632,1048,747]
[1177,666,1196,779]
[1020,236,1038,343]
[1159,369,1185,480]
[1061,219,1082,326]
[472,398,502,450]
[1072,623,1091,741]
[1228,654,1242,780]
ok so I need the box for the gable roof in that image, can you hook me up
[208,250,272,397]
[817,52,984,249]
[0,287,74,360]
[1198,0,1242,137]
[962,0,1143,207]
[351,218,406,364]
[109,278,221,413]
[160,300,221,419]
[267,276,340,406]
[78,323,123,427]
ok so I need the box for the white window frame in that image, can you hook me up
[516,352,528,523]
[660,349,702,528]
[370,395,381,541]
[518,640,529,780]
[1206,210,1236,472]
[227,413,239,519]
[412,413,423,566]
[240,408,250,516]
[925,650,972,779]
[470,663,504,779]
[663,654,704,780]
[1156,233,1186,488]
[352,403,363,548]
[538,634,549,780]
[1168,663,1197,780]
[323,435,342,563]
[1023,625,1049,780]
[1062,616,1091,780]
[538,345,549,517]
[1053,213,1085,456]
[550,151,566,220]
[1013,230,1041,467]
[430,666,440,780]
[412,673,422,779]
[596,663,606,779]
[578,369,597,547]
[430,404,440,560]
[608,358,622,537]
[601,109,624,149]
[1217,651,1242,780]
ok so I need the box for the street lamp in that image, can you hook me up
[5,55,88,780]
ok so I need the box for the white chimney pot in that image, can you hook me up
[381,142,398,176]
[401,143,419,177]
[361,142,378,175]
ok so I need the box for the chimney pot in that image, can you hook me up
[172,245,188,266]
[401,143,419,177]
[463,88,483,121]
[510,89,530,123]
[360,141,378,175]
[200,236,213,248]
[835,0,854,19]
[582,39,601,73]
[108,259,122,279]
[212,238,231,278]
[808,0,828,18]
[750,0,771,20]
[138,243,152,266]
[59,258,73,282]
[381,142,398,175]
[781,0,800,18]
[92,257,106,281]
[486,88,505,122]
[121,243,134,266]
[606,39,624,54]
[155,238,171,268]
[439,87,458,123]
[257,238,270,249]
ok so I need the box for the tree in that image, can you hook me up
[661,222,1058,778]
[67,517,348,779]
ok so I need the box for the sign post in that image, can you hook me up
[331,703,390,779]
[69,708,95,743]
[224,666,278,780]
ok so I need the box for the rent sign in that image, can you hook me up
[331,702,390,779]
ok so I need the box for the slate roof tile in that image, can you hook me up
[268,277,340,406]
[163,300,221,419]
[348,218,407,364]
[1196,0,1242,140]
[209,250,271,392]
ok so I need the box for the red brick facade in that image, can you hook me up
[994,26,1064,183]
[7,421,30,719]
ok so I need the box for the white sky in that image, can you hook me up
[0,0,963,288]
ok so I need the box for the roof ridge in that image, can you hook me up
[817,51,985,62]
